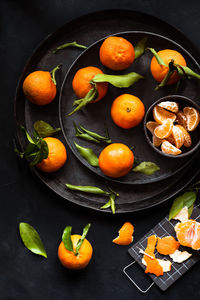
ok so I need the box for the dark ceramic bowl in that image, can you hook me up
[144,95,200,158]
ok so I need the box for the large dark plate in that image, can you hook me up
[59,30,200,185]
[15,10,200,213]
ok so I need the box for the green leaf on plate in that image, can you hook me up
[34,120,61,138]
[53,41,87,54]
[132,162,160,175]
[75,224,91,255]
[92,72,143,88]
[109,193,116,214]
[169,191,197,220]
[74,142,99,167]
[62,226,74,252]
[19,222,47,258]
[177,65,200,80]
[66,183,109,195]
[134,37,148,59]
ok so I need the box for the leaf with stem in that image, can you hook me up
[66,183,110,195]
[148,48,167,66]
[134,37,148,59]
[169,191,197,220]
[62,226,74,252]
[74,142,99,167]
[75,224,91,255]
[50,64,62,85]
[53,41,87,54]
[92,72,143,88]
[73,123,100,143]
[34,120,61,138]
[79,125,112,144]
[133,162,160,175]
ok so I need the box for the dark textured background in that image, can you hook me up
[1,0,200,299]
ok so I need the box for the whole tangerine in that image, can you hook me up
[23,71,57,105]
[58,235,93,270]
[98,143,134,178]
[99,36,135,71]
[111,94,145,129]
[36,137,67,173]
[72,66,108,102]
[150,49,186,85]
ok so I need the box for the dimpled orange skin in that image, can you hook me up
[98,143,134,178]
[23,71,57,105]
[99,36,135,71]
[111,94,145,129]
[58,235,93,270]
[72,66,108,102]
[150,49,187,85]
[36,137,67,173]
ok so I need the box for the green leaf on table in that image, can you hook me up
[19,222,47,258]
[134,37,148,59]
[148,48,167,66]
[133,162,160,175]
[92,72,143,88]
[62,226,74,252]
[74,142,99,167]
[66,183,108,195]
[169,191,197,220]
[53,41,87,54]
[34,120,61,138]
[75,224,91,255]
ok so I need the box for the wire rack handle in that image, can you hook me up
[123,261,154,294]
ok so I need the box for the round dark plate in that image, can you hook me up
[59,30,200,184]
[15,10,200,213]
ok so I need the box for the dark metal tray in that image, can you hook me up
[14,10,200,213]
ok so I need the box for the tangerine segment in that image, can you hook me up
[171,125,184,149]
[154,119,173,139]
[166,134,175,145]
[36,137,67,173]
[158,101,179,113]
[111,94,145,129]
[145,235,157,256]
[98,143,134,178]
[99,36,135,71]
[176,111,187,129]
[58,235,93,270]
[156,236,180,255]
[112,222,134,245]
[161,140,182,155]
[183,107,200,131]
[176,125,192,148]
[153,105,176,125]
[150,49,186,85]
[175,220,200,250]
[146,121,159,134]
[72,66,108,102]
[153,135,163,147]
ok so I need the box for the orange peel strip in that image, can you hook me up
[156,236,180,255]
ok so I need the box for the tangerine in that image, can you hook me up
[99,36,135,70]
[72,66,108,102]
[58,235,93,269]
[98,143,134,178]
[175,220,200,250]
[36,137,67,172]
[150,49,186,85]
[111,94,145,129]
[23,71,57,105]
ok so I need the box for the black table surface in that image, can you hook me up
[1,0,200,299]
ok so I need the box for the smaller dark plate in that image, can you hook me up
[59,31,200,185]
[144,95,200,158]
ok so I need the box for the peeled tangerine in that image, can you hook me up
[153,106,176,125]
[112,222,134,245]
[183,107,200,131]
[161,140,182,155]
[154,119,173,139]
[175,220,200,250]
[158,101,179,113]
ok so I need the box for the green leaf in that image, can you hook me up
[14,139,24,158]
[109,194,116,214]
[177,65,200,80]
[53,41,87,54]
[74,142,99,167]
[148,48,167,66]
[19,223,47,258]
[62,226,74,252]
[169,191,197,220]
[50,64,62,85]
[155,60,177,91]
[34,120,61,138]
[68,87,98,116]
[75,224,91,255]
[101,200,111,209]
[66,183,108,195]
[134,37,148,59]
[188,204,194,218]
[133,162,160,175]
[20,125,35,144]
[73,123,100,143]
[79,125,112,143]
[92,72,143,88]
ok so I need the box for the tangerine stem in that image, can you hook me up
[50,64,62,85]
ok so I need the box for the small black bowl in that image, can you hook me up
[144,95,200,158]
